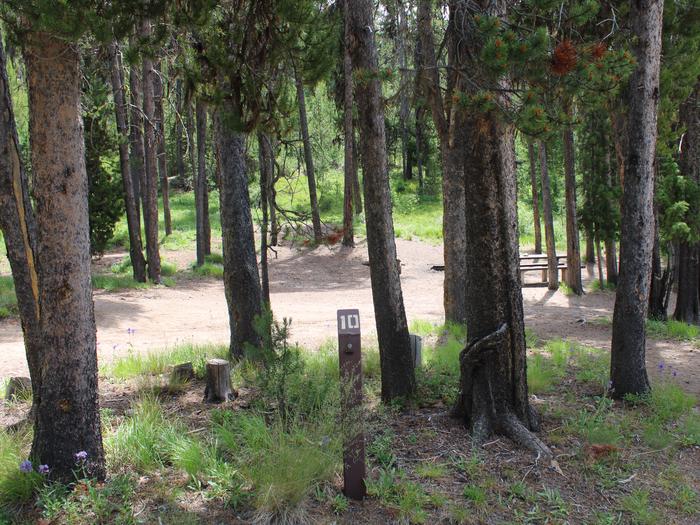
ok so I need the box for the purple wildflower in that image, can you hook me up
[38,464,50,475]
[658,362,665,371]
[673,370,678,377]
[75,451,88,462]
[19,460,33,473]
[126,327,135,335]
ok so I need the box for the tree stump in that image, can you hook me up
[203,359,235,403]
[170,362,195,385]
[5,377,31,401]
[409,334,422,368]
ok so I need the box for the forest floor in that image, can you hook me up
[0,237,698,396]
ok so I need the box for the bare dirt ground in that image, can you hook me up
[1,238,698,394]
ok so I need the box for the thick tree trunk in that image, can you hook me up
[563,114,583,294]
[140,22,162,283]
[0,36,43,419]
[585,232,595,264]
[153,61,172,236]
[538,142,558,290]
[347,0,415,401]
[128,48,145,228]
[258,132,272,306]
[673,78,700,323]
[527,142,543,254]
[215,99,263,359]
[342,26,355,248]
[195,99,209,266]
[610,0,663,398]
[294,71,323,244]
[25,33,105,480]
[108,42,146,283]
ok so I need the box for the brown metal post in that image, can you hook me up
[337,308,366,500]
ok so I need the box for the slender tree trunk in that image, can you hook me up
[347,0,415,401]
[269,144,278,247]
[604,238,618,285]
[294,71,323,243]
[351,124,362,214]
[673,78,700,323]
[186,100,197,192]
[649,208,668,320]
[538,142,558,290]
[563,110,583,294]
[195,99,208,266]
[215,96,263,359]
[342,28,355,248]
[108,42,146,283]
[585,233,595,264]
[610,0,663,398]
[596,232,605,289]
[153,61,172,236]
[174,79,187,187]
[24,33,105,480]
[140,22,161,283]
[527,141,542,254]
[0,35,43,420]
[128,48,145,228]
[415,104,425,189]
[258,133,272,306]
[396,0,411,180]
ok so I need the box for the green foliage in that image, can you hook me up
[0,430,42,507]
[646,319,700,341]
[366,468,431,524]
[192,261,224,278]
[620,489,661,525]
[0,276,17,319]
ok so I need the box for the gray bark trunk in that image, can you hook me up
[347,0,415,401]
[527,141,542,254]
[610,0,664,398]
[342,26,355,248]
[128,46,145,228]
[153,61,172,236]
[108,42,146,283]
[538,142,559,290]
[25,33,105,480]
[258,133,273,306]
[195,99,210,266]
[563,114,583,295]
[175,79,187,187]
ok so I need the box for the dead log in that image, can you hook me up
[5,377,31,401]
[203,359,235,403]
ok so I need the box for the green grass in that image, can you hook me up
[0,275,17,319]
[192,261,224,278]
[646,319,700,341]
[0,430,42,507]
[620,489,661,525]
[103,342,229,379]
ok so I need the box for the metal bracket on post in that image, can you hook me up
[337,308,366,500]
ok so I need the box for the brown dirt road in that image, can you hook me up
[1,238,698,394]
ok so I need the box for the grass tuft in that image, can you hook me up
[103,343,228,379]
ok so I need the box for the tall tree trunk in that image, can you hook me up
[649,206,668,320]
[538,142,559,290]
[563,110,583,294]
[395,0,411,180]
[342,28,355,248]
[527,141,542,254]
[347,0,415,401]
[416,0,467,323]
[596,232,605,288]
[108,42,146,283]
[294,71,323,243]
[604,238,618,284]
[268,143,278,247]
[195,99,209,266]
[215,97,263,359]
[140,22,161,283]
[24,33,105,480]
[153,61,172,236]
[186,100,197,192]
[258,132,272,306]
[174,79,187,188]
[452,0,550,458]
[585,232,595,264]
[610,0,663,398]
[0,35,43,420]
[673,78,700,323]
[351,122,362,214]
[128,48,145,228]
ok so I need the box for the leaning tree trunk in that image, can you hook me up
[563,110,583,295]
[347,0,415,401]
[108,42,147,283]
[673,78,700,324]
[140,22,162,283]
[153,61,172,236]
[195,99,208,266]
[538,142,559,290]
[215,95,263,359]
[0,35,43,418]
[610,0,664,398]
[128,50,145,228]
[342,25,355,248]
[294,70,323,244]
[24,33,105,480]
[527,141,543,254]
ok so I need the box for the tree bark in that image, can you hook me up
[215,98,263,359]
[195,99,209,266]
[395,0,411,180]
[25,33,105,480]
[153,61,172,236]
[351,124,362,214]
[0,34,43,420]
[294,71,323,243]
[186,100,197,191]
[563,110,583,294]
[416,0,467,323]
[128,46,145,228]
[203,359,234,403]
[108,42,147,283]
[527,141,542,254]
[342,25,355,248]
[258,132,272,306]
[140,22,162,283]
[347,0,415,401]
[538,142,558,290]
[175,79,187,188]
[610,0,664,398]
[673,78,700,323]
[604,238,618,285]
